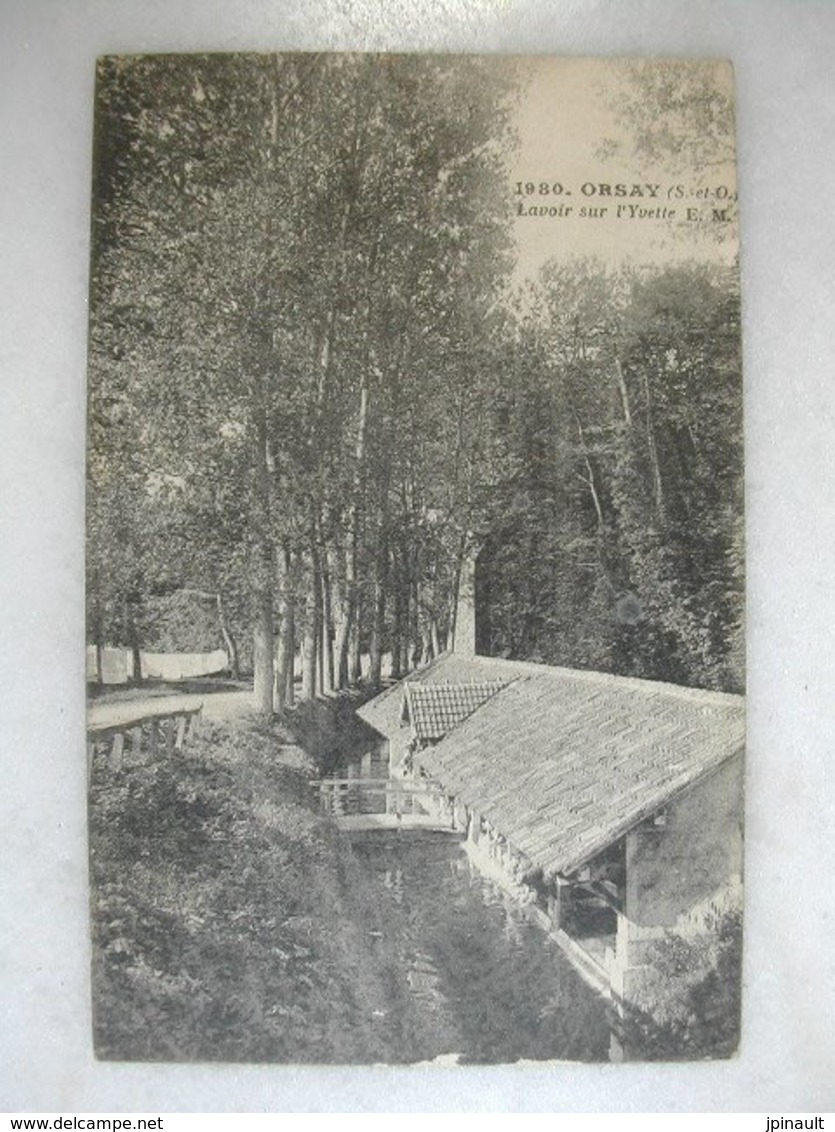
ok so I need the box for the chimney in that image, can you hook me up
[453,551,478,657]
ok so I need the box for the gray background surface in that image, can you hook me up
[1,0,833,1112]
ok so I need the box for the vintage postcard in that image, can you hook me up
[86,54,743,1063]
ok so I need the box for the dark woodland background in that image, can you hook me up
[87,54,744,711]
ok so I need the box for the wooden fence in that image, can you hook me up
[312,776,446,818]
[87,704,203,782]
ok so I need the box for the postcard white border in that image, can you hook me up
[2,0,834,1112]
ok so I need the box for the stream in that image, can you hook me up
[348,828,611,1063]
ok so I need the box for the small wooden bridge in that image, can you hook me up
[312,776,458,833]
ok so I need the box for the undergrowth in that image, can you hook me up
[89,715,441,1062]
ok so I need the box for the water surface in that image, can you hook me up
[349,829,610,1063]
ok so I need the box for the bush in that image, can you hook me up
[89,716,443,1062]
[618,905,742,1060]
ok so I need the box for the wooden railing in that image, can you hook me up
[87,704,203,781]
[312,776,445,819]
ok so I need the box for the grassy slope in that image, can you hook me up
[89,715,448,1063]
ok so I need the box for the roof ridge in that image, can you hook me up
[444,653,744,707]
[414,676,744,876]
[403,677,508,689]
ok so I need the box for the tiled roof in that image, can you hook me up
[403,680,508,740]
[412,663,744,877]
[356,653,534,740]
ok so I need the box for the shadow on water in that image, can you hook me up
[284,691,615,1062]
[348,829,611,1064]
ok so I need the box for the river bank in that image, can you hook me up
[89,712,612,1063]
[91,710,615,1064]
[90,714,450,1062]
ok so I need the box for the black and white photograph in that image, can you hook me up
[85,52,744,1065]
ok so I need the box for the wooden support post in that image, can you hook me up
[148,719,159,759]
[87,704,203,783]
[188,710,201,742]
[111,731,124,772]
[552,876,572,931]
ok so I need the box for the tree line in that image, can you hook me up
[87,54,743,711]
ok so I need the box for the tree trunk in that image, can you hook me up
[176,587,241,680]
[614,355,633,429]
[274,548,294,712]
[643,367,666,523]
[334,590,352,689]
[321,559,335,694]
[126,597,142,685]
[448,568,459,658]
[391,545,403,682]
[410,572,421,669]
[430,617,441,660]
[247,83,286,716]
[301,566,317,702]
[307,114,366,693]
[583,453,605,529]
[349,609,362,685]
[335,373,370,688]
[569,401,606,531]
[313,110,363,413]
[273,637,285,713]
[312,535,324,697]
[281,559,296,709]
[399,557,411,677]
[369,523,387,688]
[216,593,239,680]
[369,587,385,686]
[253,587,274,715]
[368,447,391,687]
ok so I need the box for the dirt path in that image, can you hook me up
[87,688,256,729]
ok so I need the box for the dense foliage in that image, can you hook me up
[89,717,455,1061]
[87,54,744,704]
[480,260,743,691]
[617,904,743,1060]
